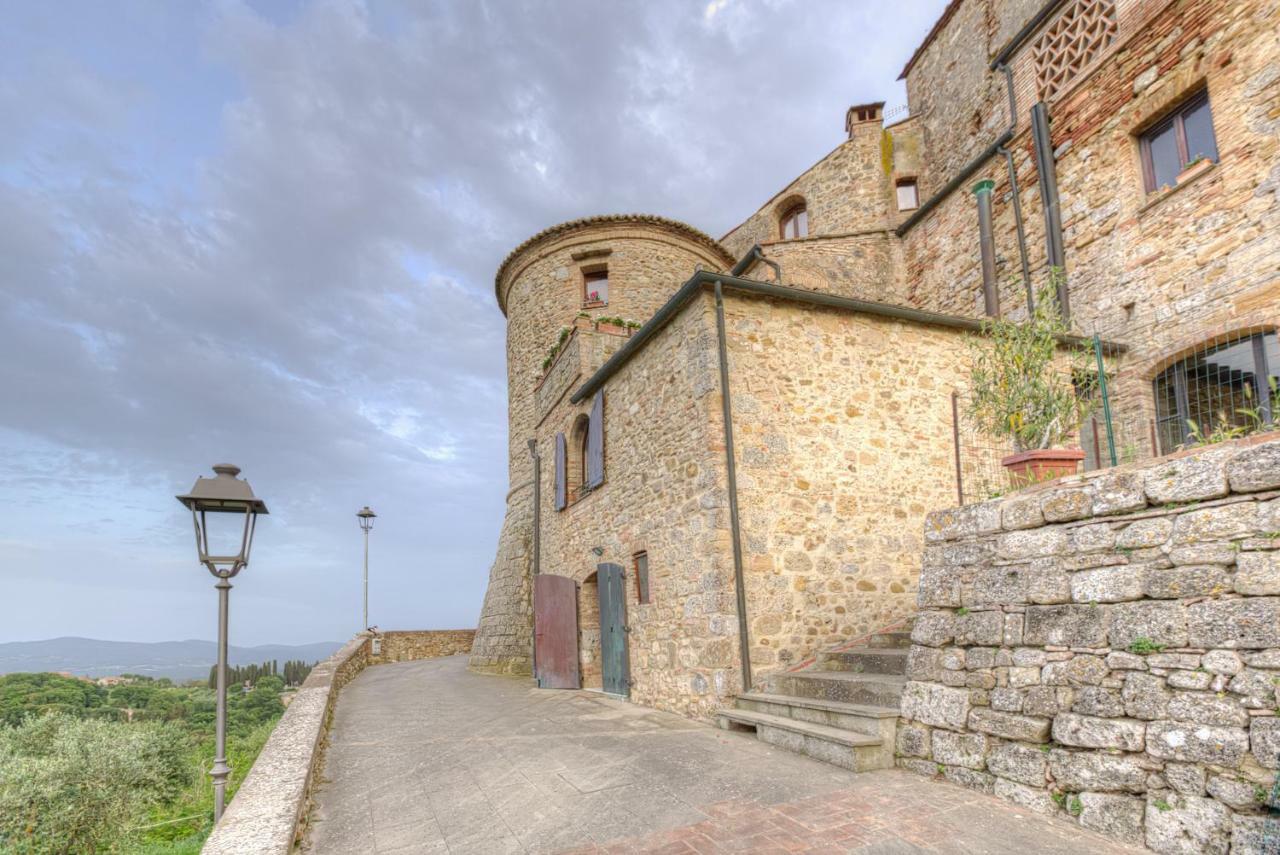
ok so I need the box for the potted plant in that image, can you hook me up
[573,311,594,330]
[596,316,628,335]
[968,275,1095,486]
[1177,153,1213,184]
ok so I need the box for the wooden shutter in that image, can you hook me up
[586,390,604,488]
[554,432,567,510]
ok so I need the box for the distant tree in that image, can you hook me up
[0,674,106,727]
[0,714,190,854]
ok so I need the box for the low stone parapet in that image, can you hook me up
[200,628,474,854]
[899,433,1280,852]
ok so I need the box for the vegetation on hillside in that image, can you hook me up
[0,665,313,854]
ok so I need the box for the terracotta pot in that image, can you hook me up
[573,316,594,330]
[596,322,627,335]
[1001,448,1085,487]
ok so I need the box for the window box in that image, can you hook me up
[596,321,628,336]
[582,299,607,310]
[573,315,595,330]
[1176,157,1213,184]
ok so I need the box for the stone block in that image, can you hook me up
[1231,814,1275,855]
[1145,653,1201,670]
[1078,792,1144,839]
[1144,449,1230,505]
[1001,494,1043,530]
[997,527,1068,560]
[968,708,1051,742]
[1116,517,1173,549]
[899,681,971,732]
[1228,668,1277,707]
[1144,564,1230,599]
[1171,503,1258,544]
[1090,471,1147,515]
[1169,543,1237,565]
[1110,601,1188,649]
[941,766,994,793]
[1106,651,1147,670]
[1147,720,1249,765]
[1008,666,1039,688]
[1206,774,1263,810]
[1024,604,1110,647]
[990,687,1023,712]
[917,570,961,608]
[1003,613,1023,646]
[1235,551,1280,595]
[1072,687,1125,717]
[1202,650,1242,675]
[986,741,1047,786]
[1053,713,1145,751]
[1228,441,1280,493]
[931,730,987,770]
[911,611,955,647]
[1144,794,1231,855]
[926,502,1001,542]
[1251,717,1280,768]
[1167,691,1249,726]
[1041,487,1092,523]
[1048,749,1148,793]
[1071,565,1145,603]
[1071,523,1116,552]
[1042,655,1107,687]
[941,648,965,670]
[1025,559,1071,604]
[895,723,931,758]
[1245,649,1280,668]
[1188,597,1280,648]
[1164,762,1206,795]
[905,646,943,681]
[1166,670,1211,690]
[954,610,1004,646]
[993,778,1057,814]
[1123,672,1172,720]
[1012,647,1046,667]
[1023,686,1070,717]
[969,565,1027,605]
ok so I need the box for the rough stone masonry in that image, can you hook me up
[898,434,1280,854]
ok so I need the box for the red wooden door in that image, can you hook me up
[534,574,580,689]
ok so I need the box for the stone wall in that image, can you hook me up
[369,629,476,664]
[898,435,1280,853]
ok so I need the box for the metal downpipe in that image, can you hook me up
[714,280,752,692]
[996,62,1034,313]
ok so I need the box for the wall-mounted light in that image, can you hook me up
[590,546,604,556]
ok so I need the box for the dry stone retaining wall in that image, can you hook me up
[898,435,1280,853]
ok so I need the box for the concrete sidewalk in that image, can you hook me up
[303,655,1142,854]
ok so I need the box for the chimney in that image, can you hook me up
[845,101,885,138]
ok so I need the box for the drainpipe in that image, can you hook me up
[750,246,782,284]
[973,179,1000,317]
[1031,101,1070,322]
[713,280,752,692]
[996,63,1034,313]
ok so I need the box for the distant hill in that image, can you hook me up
[0,637,344,681]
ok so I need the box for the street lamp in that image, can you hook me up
[176,464,268,824]
[357,506,376,630]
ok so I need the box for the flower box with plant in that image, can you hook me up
[573,311,594,330]
[967,275,1095,486]
[1177,153,1213,184]
[595,316,631,335]
[582,290,606,309]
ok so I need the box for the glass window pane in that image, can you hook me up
[1186,336,1257,433]
[585,272,608,303]
[1147,120,1180,190]
[897,182,919,210]
[796,209,808,238]
[1182,97,1218,165]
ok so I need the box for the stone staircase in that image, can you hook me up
[714,623,910,772]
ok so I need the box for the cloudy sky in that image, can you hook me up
[0,0,945,646]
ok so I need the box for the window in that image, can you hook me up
[557,391,605,507]
[779,203,808,239]
[896,179,919,211]
[634,552,650,604]
[1032,0,1117,100]
[584,268,608,305]
[1140,90,1218,193]
[1153,331,1277,454]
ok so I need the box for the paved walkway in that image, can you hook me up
[304,656,1142,854]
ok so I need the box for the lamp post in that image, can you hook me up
[357,506,376,630]
[176,464,268,824]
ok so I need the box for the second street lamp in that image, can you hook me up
[357,506,376,630]
[176,463,268,824]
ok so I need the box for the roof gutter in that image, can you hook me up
[895,128,1013,237]
[569,271,1124,404]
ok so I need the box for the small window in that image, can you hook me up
[779,203,808,239]
[896,179,919,211]
[1140,90,1218,193]
[634,552,650,604]
[584,268,608,305]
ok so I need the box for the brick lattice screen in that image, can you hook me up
[1032,0,1118,100]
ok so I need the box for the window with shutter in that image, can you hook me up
[586,390,604,489]
[554,432,567,510]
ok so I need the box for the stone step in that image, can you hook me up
[766,671,907,707]
[714,708,893,772]
[735,692,898,740]
[863,630,913,649]
[816,647,908,675]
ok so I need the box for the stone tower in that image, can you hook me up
[469,214,733,675]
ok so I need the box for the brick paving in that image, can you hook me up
[305,656,1142,854]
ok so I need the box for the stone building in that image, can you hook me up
[471,0,1280,728]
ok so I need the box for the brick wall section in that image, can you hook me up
[897,434,1280,852]
[368,629,476,664]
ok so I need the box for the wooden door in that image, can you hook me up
[596,563,630,697]
[534,574,580,689]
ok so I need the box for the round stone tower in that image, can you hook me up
[469,214,734,675]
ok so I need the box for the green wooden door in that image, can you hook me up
[596,563,630,697]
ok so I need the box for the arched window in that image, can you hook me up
[779,202,808,239]
[571,414,591,493]
[1154,331,1278,453]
